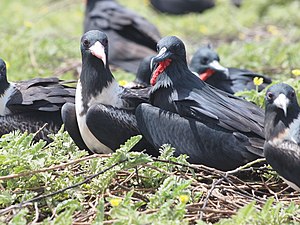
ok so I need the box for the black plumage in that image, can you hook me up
[125,55,153,89]
[264,83,300,191]
[84,0,161,74]
[149,0,215,15]
[189,45,272,94]
[0,58,75,142]
[136,103,260,170]
[62,30,155,155]
[136,36,266,170]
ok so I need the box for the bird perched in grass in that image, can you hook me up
[136,36,266,171]
[0,58,75,142]
[189,45,272,94]
[84,0,161,74]
[264,83,300,191]
[62,30,155,155]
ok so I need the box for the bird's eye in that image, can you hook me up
[83,39,90,48]
[290,91,295,98]
[267,92,273,100]
[201,57,209,65]
[156,45,160,52]
[103,39,108,46]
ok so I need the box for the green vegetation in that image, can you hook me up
[0,0,300,224]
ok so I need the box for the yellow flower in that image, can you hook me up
[199,25,208,34]
[267,25,279,36]
[110,198,122,207]
[179,194,189,204]
[238,33,246,40]
[119,80,128,86]
[291,69,300,76]
[253,77,264,86]
[23,20,33,29]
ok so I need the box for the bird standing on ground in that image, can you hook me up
[136,36,266,171]
[264,83,300,191]
[84,0,161,74]
[62,30,155,155]
[189,45,272,94]
[0,58,75,142]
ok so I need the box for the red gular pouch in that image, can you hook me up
[199,68,215,81]
[150,59,172,86]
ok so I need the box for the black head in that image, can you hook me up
[150,36,187,85]
[0,59,9,96]
[152,36,187,66]
[135,55,153,86]
[79,30,113,107]
[81,30,109,68]
[264,83,300,141]
[189,46,228,80]
[265,83,299,118]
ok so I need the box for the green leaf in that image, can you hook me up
[8,209,28,225]
[92,198,105,225]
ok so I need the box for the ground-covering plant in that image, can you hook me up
[0,0,300,224]
[0,130,299,224]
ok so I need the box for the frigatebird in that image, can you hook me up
[125,55,153,89]
[0,58,75,142]
[149,0,215,15]
[189,45,272,94]
[264,83,300,191]
[62,30,155,155]
[136,36,266,170]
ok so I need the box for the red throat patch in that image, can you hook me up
[150,59,172,86]
[199,68,215,81]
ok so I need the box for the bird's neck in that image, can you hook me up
[81,56,113,90]
[265,106,300,141]
[149,61,196,111]
[80,56,114,105]
[0,77,10,96]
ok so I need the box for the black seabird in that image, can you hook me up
[125,55,153,89]
[62,30,155,155]
[149,0,215,15]
[264,83,300,191]
[189,45,272,94]
[84,0,161,74]
[136,36,266,171]
[0,58,75,142]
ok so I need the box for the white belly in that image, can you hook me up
[0,84,16,116]
[75,81,113,154]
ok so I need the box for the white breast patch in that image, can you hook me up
[75,80,123,153]
[0,84,16,116]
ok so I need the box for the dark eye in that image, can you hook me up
[267,92,273,100]
[156,45,160,52]
[103,38,108,46]
[201,57,209,65]
[290,91,295,98]
[83,39,90,48]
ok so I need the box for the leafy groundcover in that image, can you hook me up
[0,128,299,224]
